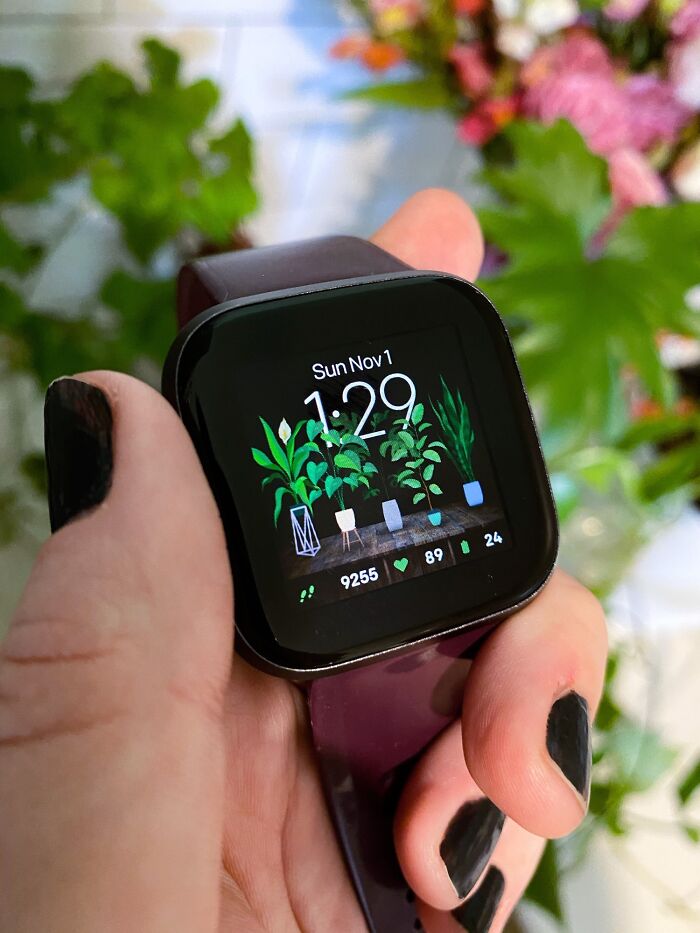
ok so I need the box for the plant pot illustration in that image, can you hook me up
[382,499,403,533]
[428,509,442,527]
[290,504,321,557]
[335,507,363,552]
[463,480,484,507]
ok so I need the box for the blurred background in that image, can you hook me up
[0,1,699,930]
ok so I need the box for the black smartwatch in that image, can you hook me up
[163,235,558,932]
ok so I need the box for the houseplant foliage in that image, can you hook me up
[333,1,700,927]
[0,38,258,546]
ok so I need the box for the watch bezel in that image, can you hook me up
[162,271,558,679]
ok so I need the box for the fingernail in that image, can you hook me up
[44,378,113,532]
[452,866,505,932]
[440,798,505,899]
[546,691,591,803]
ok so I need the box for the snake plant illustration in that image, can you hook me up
[251,417,324,556]
[381,402,447,525]
[431,378,484,506]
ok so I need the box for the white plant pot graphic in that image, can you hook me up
[290,504,320,557]
[335,508,363,552]
[463,480,484,507]
[382,498,403,533]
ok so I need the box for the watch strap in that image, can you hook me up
[177,235,411,328]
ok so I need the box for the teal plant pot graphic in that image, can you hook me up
[382,498,403,533]
[428,509,442,527]
[463,480,484,506]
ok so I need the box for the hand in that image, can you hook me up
[0,190,607,933]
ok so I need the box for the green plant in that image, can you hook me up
[313,421,379,511]
[381,402,446,510]
[431,377,476,483]
[251,418,323,525]
[0,38,258,547]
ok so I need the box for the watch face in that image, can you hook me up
[164,272,557,675]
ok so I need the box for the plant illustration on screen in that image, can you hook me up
[251,417,324,557]
[310,420,379,550]
[381,402,447,526]
[432,378,484,507]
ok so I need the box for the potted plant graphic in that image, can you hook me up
[381,402,447,526]
[310,420,378,550]
[334,410,402,531]
[251,417,323,557]
[432,378,483,506]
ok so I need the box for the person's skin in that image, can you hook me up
[0,189,607,933]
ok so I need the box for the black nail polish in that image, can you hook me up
[440,798,505,899]
[452,866,505,932]
[44,378,113,532]
[546,691,591,801]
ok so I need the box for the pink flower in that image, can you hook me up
[671,0,700,39]
[521,31,614,91]
[609,148,668,210]
[670,34,700,108]
[671,140,700,201]
[450,43,494,98]
[604,0,650,21]
[625,74,692,151]
[525,72,630,155]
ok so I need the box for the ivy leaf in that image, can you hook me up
[524,840,564,923]
[142,37,181,87]
[678,756,700,808]
[325,475,343,499]
[478,120,700,445]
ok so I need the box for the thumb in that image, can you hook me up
[0,374,233,933]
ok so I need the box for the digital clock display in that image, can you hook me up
[242,324,511,610]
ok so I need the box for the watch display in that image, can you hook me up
[164,273,557,673]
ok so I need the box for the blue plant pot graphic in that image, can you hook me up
[428,509,442,527]
[463,480,484,507]
[382,498,403,532]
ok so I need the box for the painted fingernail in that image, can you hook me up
[546,691,591,802]
[452,866,505,932]
[44,378,113,532]
[440,798,505,899]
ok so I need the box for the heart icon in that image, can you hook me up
[394,557,409,573]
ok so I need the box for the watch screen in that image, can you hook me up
[166,274,557,672]
[244,324,510,609]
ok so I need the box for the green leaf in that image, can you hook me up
[478,119,700,443]
[401,478,421,489]
[363,462,379,475]
[19,451,47,496]
[142,37,181,86]
[605,723,677,793]
[259,417,290,476]
[0,224,42,274]
[307,461,327,487]
[251,447,278,471]
[397,430,415,448]
[428,483,443,495]
[334,451,361,472]
[99,269,176,364]
[411,402,425,425]
[343,76,454,109]
[413,492,426,505]
[306,419,324,442]
[405,459,422,469]
[273,485,290,526]
[683,824,700,844]
[325,475,343,499]
[423,449,441,462]
[423,463,434,482]
[525,840,564,922]
[678,756,700,808]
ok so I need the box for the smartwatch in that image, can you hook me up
[162,235,558,932]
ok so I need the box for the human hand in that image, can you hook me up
[0,190,607,933]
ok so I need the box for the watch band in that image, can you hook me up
[177,236,493,932]
[177,235,411,327]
